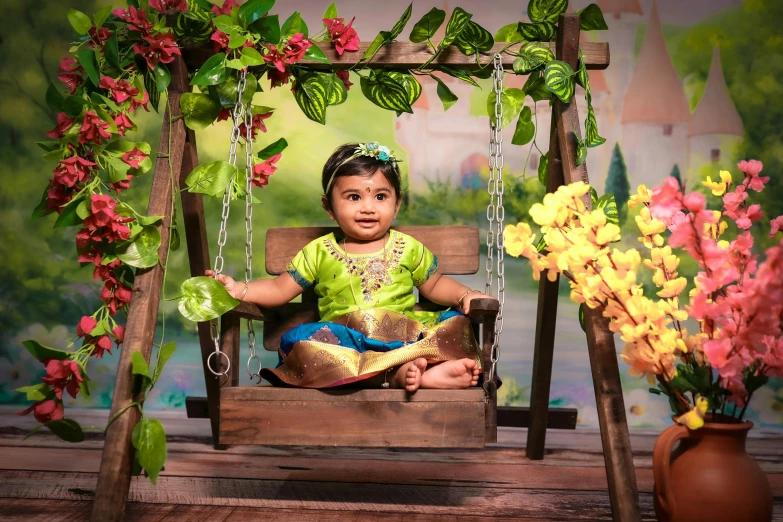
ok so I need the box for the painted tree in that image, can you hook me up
[670,164,682,187]
[605,142,631,224]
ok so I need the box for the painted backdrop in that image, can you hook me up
[1,0,782,430]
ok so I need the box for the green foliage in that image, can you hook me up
[544,60,575,103]
[454,21,494,56]
[185,160,238,196]
[360,72,413,114]
[409,7,446,43]
[132,418,167,484]
[577,4,608,31]
[605,143,631,224]
[512,43,554,74]
[178,276,240,322]
[486,88,526,129]
[511,106,534,146]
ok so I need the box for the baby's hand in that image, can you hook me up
[205,270,243,299]
[461,292,498,315]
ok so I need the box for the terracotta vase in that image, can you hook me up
[653,414,773,522]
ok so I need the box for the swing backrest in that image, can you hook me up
[262,225,480,350]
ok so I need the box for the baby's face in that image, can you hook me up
[326,169,400,244]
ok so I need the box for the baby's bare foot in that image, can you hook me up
[420,358,479,389]
[392,358,427,392]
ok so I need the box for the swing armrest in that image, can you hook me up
[230,301,267,321]
[467,298,499,324]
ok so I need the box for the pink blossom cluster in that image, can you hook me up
[650,160,783,406]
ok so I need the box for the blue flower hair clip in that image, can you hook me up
[325,141,402,195]
[355,142,399,165]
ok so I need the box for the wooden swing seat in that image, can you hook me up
[193,225,501,448]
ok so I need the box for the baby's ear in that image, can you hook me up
[321,196,335,220]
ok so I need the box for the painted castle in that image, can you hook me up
[394,0,745,194]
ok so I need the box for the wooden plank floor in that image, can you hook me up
[0,408,781,521]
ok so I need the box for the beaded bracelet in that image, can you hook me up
[238,281,249,301]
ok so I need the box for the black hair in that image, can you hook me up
[321,143,402,208]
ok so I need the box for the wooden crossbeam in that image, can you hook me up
[182,41,610,71]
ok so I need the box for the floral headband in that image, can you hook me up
[325,142,401,195]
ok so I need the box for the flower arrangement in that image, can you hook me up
[504,161,783,429]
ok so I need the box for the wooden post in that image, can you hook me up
[178,128,232,450]
[90,56,189,522]
[526,119,565,460]
[548,14,641,522]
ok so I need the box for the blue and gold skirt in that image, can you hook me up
[260,308,481,388]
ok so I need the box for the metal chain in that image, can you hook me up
[485,54,506,388]
[207,71,249,377]
[243,94,261,382]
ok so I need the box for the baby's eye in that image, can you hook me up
[348,194,360,201]
[375,193,387,201]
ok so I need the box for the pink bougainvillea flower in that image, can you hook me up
[45,184,74,213]
[46,112,76,139]
[92,335,113,358]
[216,108,232,122]
[130,91,150,113]
[263,44,287,73]
[77,246,102,266]
[92,259,121,284]
[149,0,188,12]
[101,281,133,316]
[52,156,96,188]
[133,33,181,70]
[19,399,64,424]
[211,30,230,53]
[241,112,273,141]
[88,26,112,50]
[323,17,360,56]
[114,112,135,136]
[336,70,353,90]
[770,216,783,238]
[41,359,84,400]
[284,33,312,63]
[112,6,153,35]
[267,68,292,89]
[77,316,98,338]
[57,58,83,94]
[90,194,120,227]
[252,153,281,188]
[79,111,112,145]
[111,174,134,194]
[121,147,148,170]
[211,0,239,16]
[99,76,140,104]
[113,325,126,346]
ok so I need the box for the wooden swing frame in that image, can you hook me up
[90,14,641,522]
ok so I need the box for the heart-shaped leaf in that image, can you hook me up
[487,87,526,128]
[495,23,524,43]
[216,75,257,107]
[180,92,222,130]
[360,72,412,114]
[152,342,177,384]
[46,419,85,443]
[117,225,161,268]
[528,0,569,24]
[238,0,274,26]
[517,21,557,42]
[454,21,494,56]
[409,7,446,43]
[544,60,575,103]
[132,418,167,484]
[512,106,535,145]
[178,276,240,322]
[185,160,237,196]
[438,7,472,49]
[190,53,228,86]
[281,12,308,39]
[577,3,608,31]
[251,14,280,44]
[513,43,554,74]
[432,75,458,111]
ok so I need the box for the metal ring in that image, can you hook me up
[207,350,231,377]
[246,354,261,381]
